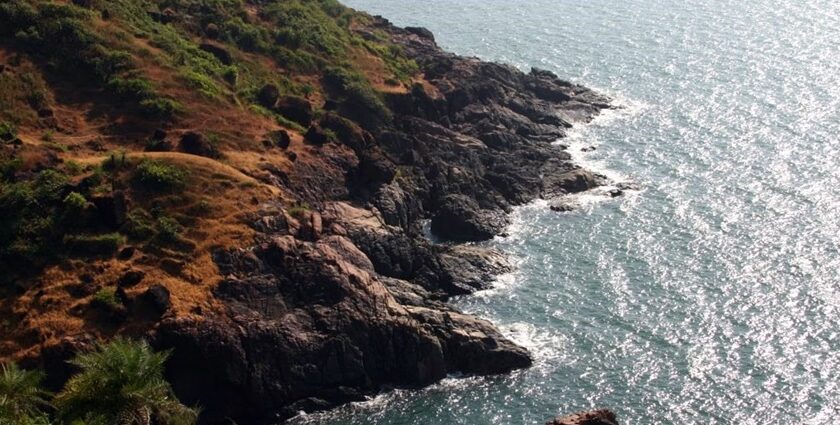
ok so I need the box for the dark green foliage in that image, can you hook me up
[61,192,93,228]
[122,208,155,240]
[55,338,198,425]
[132,160,186,191]
[0,1,177,117]
[324,67,392,121]
[106,77,155,100]
[155,216,182,243]
[63,233,125,256]
[0,122,17,142]
[20,71,50,110]
[91,287,120,309]
[0,169,67,277]
[0,363,52,424]
[0,157,23,181]
[0,164,134,280]
[140,97,182,119]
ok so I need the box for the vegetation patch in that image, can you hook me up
[1,339,198,425]
[64,233,126,256]
[132,160,187,192]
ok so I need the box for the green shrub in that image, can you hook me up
[91,287,120,309]
[0,157,22,180]
[180,69,221,98]
[275,114,307,133]
[140,97,181,119]
[132,160,186,191]
[155,216,182,242]
[0,363,51,423]
[323,66,392,121]
[20,72,49,110]
[64,160,84,176]
[64,233,125,256]
[55,338,198,425]
[106,77,155,100]
[0,122,16,142]
[123,208,155,240]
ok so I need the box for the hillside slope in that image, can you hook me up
[0,1,611,423]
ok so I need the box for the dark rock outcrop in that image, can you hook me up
[275,95,314,126]
[547,409,620,425]
[431,194,508,242]
[179,131,220,159]
[155,232,530,424]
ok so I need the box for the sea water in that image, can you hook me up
[292,1,840,423]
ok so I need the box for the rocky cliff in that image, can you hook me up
[0,2,610,423]
[150,18,609,423]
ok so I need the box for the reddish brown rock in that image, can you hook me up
[547,409,619,425]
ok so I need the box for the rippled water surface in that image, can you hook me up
[294,1,840,423]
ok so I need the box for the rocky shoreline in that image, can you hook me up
[150,17,611,424]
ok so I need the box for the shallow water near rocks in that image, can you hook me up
[291,1,840,424]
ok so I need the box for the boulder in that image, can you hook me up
[117,269,145,287]
[358,147,397,185]
[268,129,291,149]
[199,42,233,65]
[404,26,435,41]
[545,169,597,195]
[319,112,372,152]
[546,409,619,425]
[431,195,509,242]
[275,95,314,126]
[179,131,220,158]
[304,125,331,145]
[141,284,171,315]
[256,84,280,109]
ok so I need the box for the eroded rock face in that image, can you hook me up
[155,231,530,424]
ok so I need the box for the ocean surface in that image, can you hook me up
[293,1,840,424]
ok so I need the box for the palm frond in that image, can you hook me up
[56,338,196,425]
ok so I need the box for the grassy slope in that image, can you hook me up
[0,0,420,360]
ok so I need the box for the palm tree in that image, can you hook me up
[0,362,52,424]
[54,338,197,425]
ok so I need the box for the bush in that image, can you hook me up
[140,97,181,119]
[64,233,125,256]
[63,192,89,211]
[323,67,392,122]
[155,216,182,243]
[61,192,92,228]
[55,338,198,425]
[132,160,186,191]
[106,77,155,100]
[0,363,51,423]
[91,287,120,309]
[180,69,221,98]
[0,122,16,142]
[122,208,155,240]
